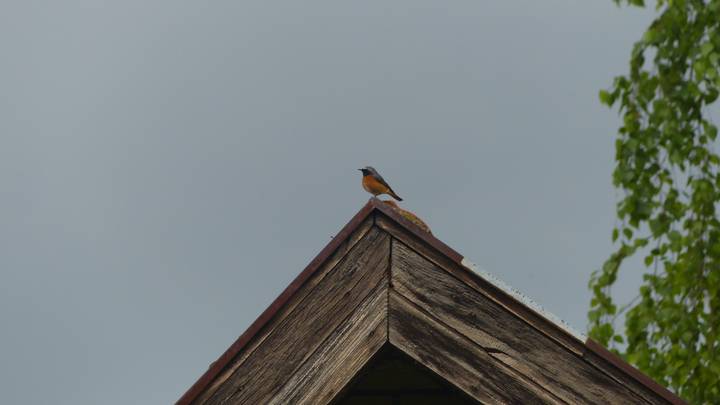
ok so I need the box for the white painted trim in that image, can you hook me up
[461,257,587,342]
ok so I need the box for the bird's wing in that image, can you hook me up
[372,173,393,190]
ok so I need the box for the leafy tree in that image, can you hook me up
[589,0,720,403]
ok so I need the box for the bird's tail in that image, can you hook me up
[389,190,403,201]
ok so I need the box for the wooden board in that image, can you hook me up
[201,227,390,404]
[389,291,562,404]
[192,215,375,403]
[391,241,664,405]
[376,213,586,357]
[582,342,684,405]
[269,281,388,405]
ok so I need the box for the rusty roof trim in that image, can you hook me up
[460,258,588,342]
[584,339,687,405]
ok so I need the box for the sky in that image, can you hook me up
[1,1,657,404]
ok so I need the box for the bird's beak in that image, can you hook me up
[358,168,363,171]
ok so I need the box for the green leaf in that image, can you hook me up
[706,88,719,104]
[701,42,714,57]
[599,89,614,106]
[704,122,718,140]
[709,52,719,66]
[623,228,634,239]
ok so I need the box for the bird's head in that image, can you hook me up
[358,166,376,176]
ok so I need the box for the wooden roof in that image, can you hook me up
[177,198,686,405]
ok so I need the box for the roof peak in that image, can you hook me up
[177,198,685,405]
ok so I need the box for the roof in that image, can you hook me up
[177,198,686,405]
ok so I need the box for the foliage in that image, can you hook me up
[589,0,720,403]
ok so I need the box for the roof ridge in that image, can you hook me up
[459,257,588,342]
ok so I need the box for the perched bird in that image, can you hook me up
[359,166,402,201]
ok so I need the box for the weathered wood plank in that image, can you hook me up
[376,213,460,281]
[389,291,563,404]
[583,341,684,405]
[193,216,374,403]
[377,213,586,357]
[391,241,662,405]
[203,227,390,404]
[269,281,388,405]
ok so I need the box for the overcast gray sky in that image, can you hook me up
[1,1,656,404]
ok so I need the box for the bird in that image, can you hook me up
[358,166,403,201]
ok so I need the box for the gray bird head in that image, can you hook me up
[358,166,377,176]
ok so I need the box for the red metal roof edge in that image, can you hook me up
[176,200,376,405]
[584,339,687,405]
[177,198,686,405]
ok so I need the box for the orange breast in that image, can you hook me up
[362,175,389,195]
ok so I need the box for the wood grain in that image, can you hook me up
[202,227,389,404]
[377,214,588,357]
[389,291,562,404]
[582,342,684,405]
[269,281,388,405]
[391,241,665,405]
[376,213,460,279]
[192,216,374,404]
